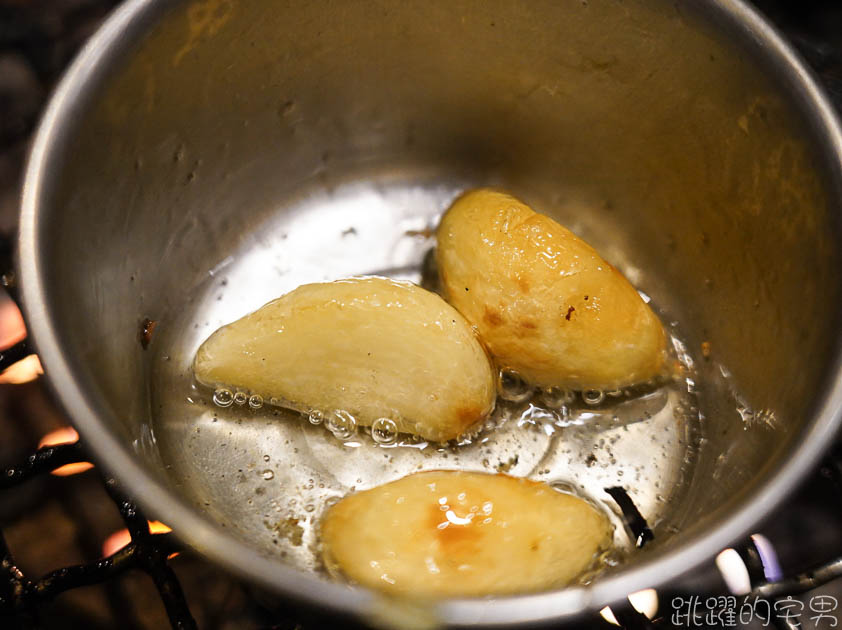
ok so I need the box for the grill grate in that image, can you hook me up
[0,441,196,630]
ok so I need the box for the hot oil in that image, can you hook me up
[150,177,703,583]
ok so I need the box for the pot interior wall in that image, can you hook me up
[33,0,842,593]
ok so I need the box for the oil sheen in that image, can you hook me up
[149,178,703,583]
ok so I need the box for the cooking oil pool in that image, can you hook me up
[149,177,703,582]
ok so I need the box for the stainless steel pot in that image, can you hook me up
[17,0,842,626]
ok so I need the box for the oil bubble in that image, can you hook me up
[263,454,270,462]
[308,409,324,425]
[582,389,605,406]
[540,386,574,407]
[327,410,357,440]
[262,469,274,480]
[248,394,264,409]
[233,391,248,406]
[549,480,578,495]
[213,388,234,407]
[498,370,532,403]
[371,418,398,445]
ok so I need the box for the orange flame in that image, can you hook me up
[600,589,659,625]
[0,354,43,384]
[0,297,41,384]
[38,427,94,476]
[102,521,175,558]
[0,298,25,348]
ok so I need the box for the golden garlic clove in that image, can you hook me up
[193,277,496,442]
[436,189,668,390]
[320,470,611,597]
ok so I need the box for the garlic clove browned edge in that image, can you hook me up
[436,188,668,391]
[320,470,611,597]
[193,277,496,442]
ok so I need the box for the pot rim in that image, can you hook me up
[17,0,842,625]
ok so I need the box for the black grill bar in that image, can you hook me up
[751,557,842,601]
[1,442,86,489]
[735,539,767,589]
[0,339,31,374]
[0,438,196,630]
[605,486,654,548]
[611,602,658,629]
